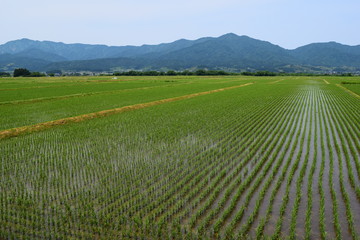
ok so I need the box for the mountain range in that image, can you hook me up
[0,33,359,73]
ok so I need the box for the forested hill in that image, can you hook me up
[0,33,359,73]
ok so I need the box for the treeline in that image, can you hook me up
[13,68,46,77]
[240,71,277,76]
[241,71,355,77]
[113,69,231,76]
[0,72,11,77]
[113,70,286,76]
[4,68,357,77]
[113,70,356,77]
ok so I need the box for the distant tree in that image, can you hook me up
[254,71,277,76]
[30,72,46,77]
[113,69,236,76]
[13,68,31,77]
[166,70,177,76]
[195,69,207,75]
[206,70,228,75]
[180,70,193,76]
[215,70,228,75]
[0,72,11,77]
[241,71,254,76]
[143,71,160,76]
[46,69,62,76]
[127,70,140,76]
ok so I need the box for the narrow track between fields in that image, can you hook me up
[0,82,190,105]
[0,82,253,140]
[336,84,360,98]
[268,79,286,84]
[323,79,330,84]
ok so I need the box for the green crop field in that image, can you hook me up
[0,75,359,239]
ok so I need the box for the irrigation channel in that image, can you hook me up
[0,77,359,239]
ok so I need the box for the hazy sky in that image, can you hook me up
[1,0,359,49]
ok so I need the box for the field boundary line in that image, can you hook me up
[0,79,140,91]
[323,79,330,84]
[0,82,253,140]
[269,79,285,84]
[335,84,360,99]
[0,82,191,105]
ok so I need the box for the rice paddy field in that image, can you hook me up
[0,75,359,239]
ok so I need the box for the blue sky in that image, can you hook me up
[1,0,359,49]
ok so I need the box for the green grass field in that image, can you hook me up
[0,75,359,239]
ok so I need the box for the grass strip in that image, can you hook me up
[336,84,360,99]
[0,83,253,140]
